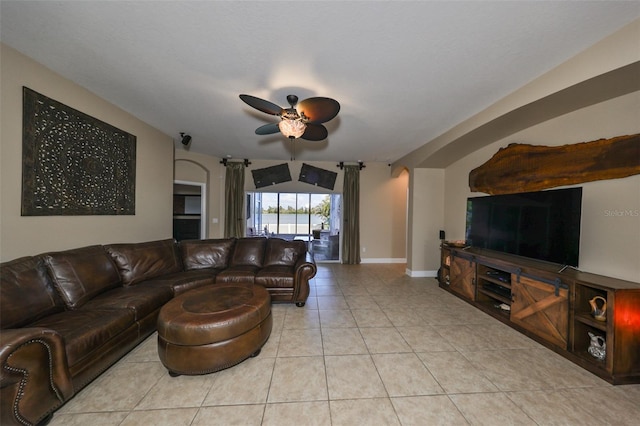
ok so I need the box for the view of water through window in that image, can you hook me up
[246,192,341,261]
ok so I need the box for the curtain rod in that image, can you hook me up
[337,161,365,170]
[220,158,251,167]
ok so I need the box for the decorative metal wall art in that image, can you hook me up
[21,87,136,215]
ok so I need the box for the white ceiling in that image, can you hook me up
[1,1,638,164]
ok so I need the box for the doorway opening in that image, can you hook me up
[173,180,206,241]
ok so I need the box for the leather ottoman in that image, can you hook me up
[157,283,272,376]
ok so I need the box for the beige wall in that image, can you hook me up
[174,155,408,261]
[444,91,640,282]
[0,44,174,260]
[401,21,640,281]
[406,168,444,276]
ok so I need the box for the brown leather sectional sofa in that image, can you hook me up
[0,237,316,426]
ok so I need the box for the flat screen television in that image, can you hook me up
[465,187,582,267]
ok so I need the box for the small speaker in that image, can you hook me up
[251,163,292,188]
[298,163,337,190]
[439,230,446,240]
[180,133,192,146]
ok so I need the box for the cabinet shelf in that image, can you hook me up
[478,275,511,289]
[574,312,607,331]
[477,287,511,305]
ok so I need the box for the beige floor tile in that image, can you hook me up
[351,308,393,327]
[282,307,320,329]
[396,326,456,352]
[392,395,469,426]
[122,332,159,362]
[192,404,265,426]
[45,264,638,426]
[135,372,214,409]
[551,387,640,425]
[259,329,280,358]
[382,308,427,326]
[315,284,343,296]
[372,353,443,396]
[277,328,323,357]
[120,408,198,426]
[339,284,371,296]
[360,327,412,353]
[262,401,331,426]
[49,411,128,426]
[344,294,379,308]
[330,398,401,426]
[462,349,550,391]
[302,296,319,309]
[319,309,357,328]
[267,356,327,402]
[59,361,166,413]
[325,355,387,399]
[506,389,589,425]
[449,392,537,425]
[203,356,275,405]
[614,384,640,404]
[317,295,350,310]
[321,327,368,355]
[465,323,540,349]
[418,351,498,394]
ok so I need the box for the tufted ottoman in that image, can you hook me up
[157,283,272,376]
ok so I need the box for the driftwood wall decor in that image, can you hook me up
[21,87,136,215]
[469,134,640,195]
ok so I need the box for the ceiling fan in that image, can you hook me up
[239,94,340,141]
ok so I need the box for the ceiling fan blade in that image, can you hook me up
[255,122,280,135]
[239,94,284,116]
[301,123,328,141]
[297,97,340,124]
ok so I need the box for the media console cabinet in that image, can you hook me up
[439,244,640,384]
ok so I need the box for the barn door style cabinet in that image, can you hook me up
[439,244,640,384]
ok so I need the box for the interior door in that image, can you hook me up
[511,275,569,349]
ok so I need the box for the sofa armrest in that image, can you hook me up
[292,252,317,306]
[1,328,74,426]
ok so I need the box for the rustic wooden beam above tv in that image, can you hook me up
[469,133,640,195]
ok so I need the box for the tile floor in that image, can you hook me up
[51,263,640,425]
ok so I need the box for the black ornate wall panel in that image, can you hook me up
[21,87,136,215]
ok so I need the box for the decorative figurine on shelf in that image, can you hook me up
[587,332,606,361]
[589,296,607,322]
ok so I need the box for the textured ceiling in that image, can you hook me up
[1,1,638,164]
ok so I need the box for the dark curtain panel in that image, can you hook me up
[342,165,361,264]
[224,162,245,238]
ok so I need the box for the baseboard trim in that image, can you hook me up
[405,269,438,278]
[360,258,407,264]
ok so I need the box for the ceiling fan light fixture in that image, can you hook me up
[279,119,306,139]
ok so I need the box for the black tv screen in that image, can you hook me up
[465,187,582,267]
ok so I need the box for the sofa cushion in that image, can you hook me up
[82,282,174,321]
[138,270,218,296]
[30,308,135,366]
[263,238,306,267]
[255,265,295,288]
[1,256,65,329]
[106,239,182,286]
[216,265,260,283]
[229,237,266,267]
[179,238,235,271]
[44,246,122,310]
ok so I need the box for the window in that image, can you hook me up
[246,192,341,261]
